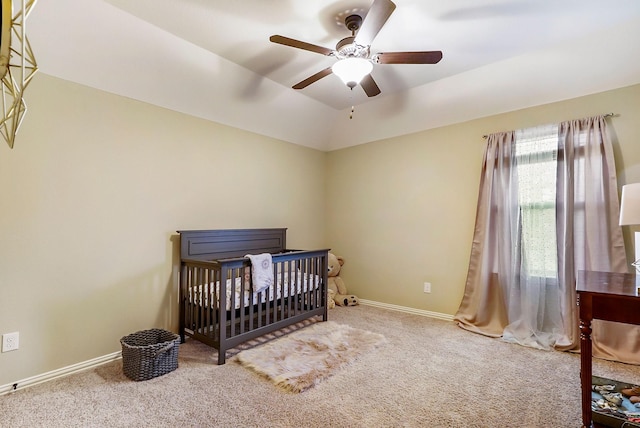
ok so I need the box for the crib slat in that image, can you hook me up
[237,267,246,335]
[195,267,203,336]
[213,268,220,341]
[210,268,216,335]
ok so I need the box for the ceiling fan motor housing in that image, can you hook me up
[335,38,370,59]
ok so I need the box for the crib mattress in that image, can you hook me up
[189,271,320,311]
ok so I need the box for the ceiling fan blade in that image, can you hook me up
[360,74,381,97]
[375,51,443,64]
[292,67,333,90]
[270,35,334,56]
[354,0,396,47]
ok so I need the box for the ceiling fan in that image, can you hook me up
[269,0,443,97]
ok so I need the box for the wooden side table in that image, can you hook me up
[577,270,640,428]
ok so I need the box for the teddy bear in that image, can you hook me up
[327,252,359,308]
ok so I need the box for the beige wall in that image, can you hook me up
[2,73,639,388]
[326,84,640,316]
[0,74,327,386]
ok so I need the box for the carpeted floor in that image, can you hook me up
[3,304,640,427]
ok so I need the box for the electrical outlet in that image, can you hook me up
[423,282,431,293]
[2,332,19,352]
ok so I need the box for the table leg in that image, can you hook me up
[580,317,593,428]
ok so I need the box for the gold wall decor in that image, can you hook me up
[0,0,37,149]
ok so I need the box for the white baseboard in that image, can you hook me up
[0,351,122,396]
[0,302,450,396]
[359,299,454,322]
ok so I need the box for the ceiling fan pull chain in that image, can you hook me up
[349,87,355,119]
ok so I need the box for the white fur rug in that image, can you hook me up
[235,321,386,393]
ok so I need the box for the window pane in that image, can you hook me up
[515,127,558,278]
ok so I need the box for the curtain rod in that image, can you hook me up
[482,113,616,139]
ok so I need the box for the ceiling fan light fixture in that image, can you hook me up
[331,57,373,88]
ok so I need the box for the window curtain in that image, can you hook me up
[454,115,640,363]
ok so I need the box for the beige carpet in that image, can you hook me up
[3,305,640,427]
[235,321,386,392]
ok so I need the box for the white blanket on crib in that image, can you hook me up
[245,253,273,293]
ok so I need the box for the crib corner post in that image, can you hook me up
[179,262,186,343]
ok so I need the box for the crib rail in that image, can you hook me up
[180,249,329,364]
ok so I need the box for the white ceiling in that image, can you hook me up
[27,0,640,151]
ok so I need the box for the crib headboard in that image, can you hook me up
[178,228,287,261]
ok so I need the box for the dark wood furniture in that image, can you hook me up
[178,228,329,364]
[577,270,640,428]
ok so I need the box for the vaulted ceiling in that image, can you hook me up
[28,0,640,151]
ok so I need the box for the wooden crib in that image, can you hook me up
[178,228,329,364]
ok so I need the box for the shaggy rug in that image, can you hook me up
[235,321,386,393]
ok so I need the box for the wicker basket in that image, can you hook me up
[120,329,180,381]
